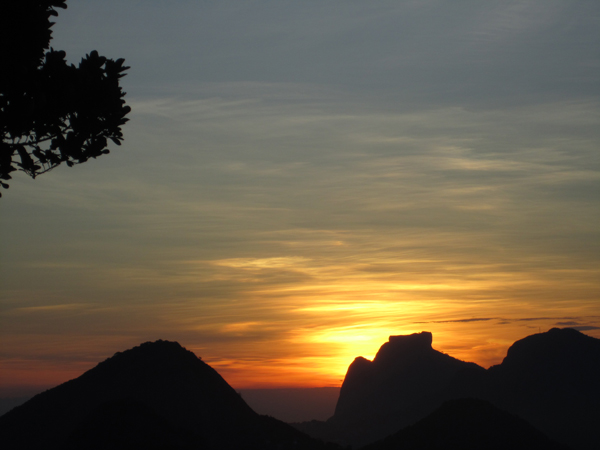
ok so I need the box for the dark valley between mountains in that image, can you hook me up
[1,328,598,450]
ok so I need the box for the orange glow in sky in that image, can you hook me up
[1,1,599,399]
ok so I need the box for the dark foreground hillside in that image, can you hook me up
[0,340,338,450]
[362,398,570,450]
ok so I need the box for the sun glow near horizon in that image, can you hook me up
[1,0,599,399]
[2,244,599,393]
[181,269,600,389]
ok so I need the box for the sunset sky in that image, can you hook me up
[1,0,599,396]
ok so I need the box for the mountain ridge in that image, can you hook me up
[2,329,598,449]
[295,328,600,450]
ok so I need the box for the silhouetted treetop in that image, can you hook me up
[0,0,130,197]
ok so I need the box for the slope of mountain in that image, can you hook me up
[0,340,337,450]
[361,398,570,450]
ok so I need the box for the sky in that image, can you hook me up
[1,0,599,396]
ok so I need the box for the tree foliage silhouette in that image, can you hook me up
[0,0,130,197]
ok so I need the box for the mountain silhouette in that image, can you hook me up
[441,328,600,450]
[0,340,338,450]
[361,398,570,450]
[334,332,483,423]
[296,332,485,447]
[483,328,600,450]
[294,328,599,450]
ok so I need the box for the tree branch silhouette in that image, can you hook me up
[0,0,130,196]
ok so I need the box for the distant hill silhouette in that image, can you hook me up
[442,328,600,450]
[483,328,600,450]
[0,340,338,450]
[294,328,600,450]
[362,398,570,450]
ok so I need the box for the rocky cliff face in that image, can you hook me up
[333,332,483,423]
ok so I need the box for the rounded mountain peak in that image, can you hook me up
[493,327,600,377]
[84,339,206,381]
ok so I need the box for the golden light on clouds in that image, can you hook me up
[149,252,600,388]
[3,225,599,392]
[1,0,599,397]
[213,257,312,269]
